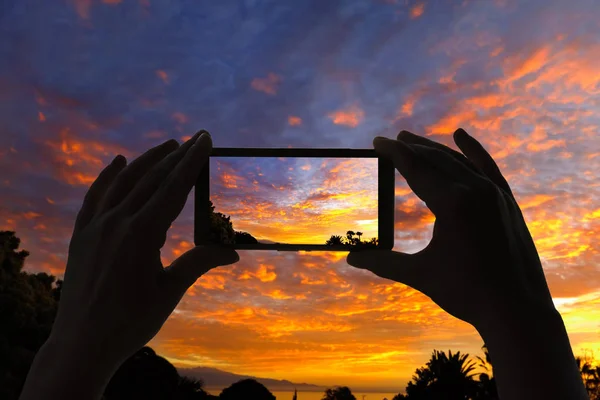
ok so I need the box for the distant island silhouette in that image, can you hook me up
[177,366,325,392]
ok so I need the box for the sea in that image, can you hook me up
[206,389,398,400]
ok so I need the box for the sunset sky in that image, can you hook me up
[1,0,599,393]
[211,157,378,244]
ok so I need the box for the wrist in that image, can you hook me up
[473,305,587,399]
[19,335,120,400]
[474,302,561,341]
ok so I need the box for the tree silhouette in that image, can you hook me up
[0,231,61,400]
[104,346,180,400]
[234,231,258,244]
[404,350,479,400]
[174,375,214,399]
[325,231,378,248]
[325,235,344,245]
[209,201,257,244]
[345,231,356,244]
[474,345,497,400]
[322,386,357,400]
[219,378,275,400]
[576,354,600,399]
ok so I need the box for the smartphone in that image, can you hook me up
[194,148,395,251]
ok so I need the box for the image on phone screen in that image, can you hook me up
[195,148,395,251]
[210,156,378,247]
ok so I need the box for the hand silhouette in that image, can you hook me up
[50,131,239,373]
[347,128,556,328]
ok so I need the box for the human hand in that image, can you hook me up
[347,128,555,329]
[49,130,239,373]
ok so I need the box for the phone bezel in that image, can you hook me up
[195,148,395,251]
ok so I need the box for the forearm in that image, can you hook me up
[475,306,587,400]
[19,335,118,400]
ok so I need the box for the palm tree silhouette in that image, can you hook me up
[405,349,479,399]
[325,235,345,245]
[576,356,600,399]
[356,232,363,242]
[345,231,356,244]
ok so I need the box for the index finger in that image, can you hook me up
[373,136,456,217]
[137,131,213,234]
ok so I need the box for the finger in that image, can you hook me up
[119,130,204,216]
[137,131,212,235]
[73,155,127,233]
[162,246,239,296]
[453,128,515,199]
[95,139,180,215]
[373,136,455,216]
[410,143,491,188]
[347,249,425,290]
[397,130,485,176]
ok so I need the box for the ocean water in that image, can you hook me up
[207,389,398,400]
[270,391,398,400]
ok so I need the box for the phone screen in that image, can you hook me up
[208,157,378,247]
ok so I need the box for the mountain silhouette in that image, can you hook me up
[177,366,324,392]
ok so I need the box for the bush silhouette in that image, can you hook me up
[103,346,180,400]
[219,378,275,400]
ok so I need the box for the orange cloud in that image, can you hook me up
[328,105,365,128]
[42,127,131,186]
[251,73,282,95]
[22,211,42,220]
[288,116,302,126]
[239,264,277,282]
[38,111,46,122]
[409,2,425,19]
[526,139,566,153]
[504,45,551,82]
[172,112,188,124]
[426,109,476,135]
[72,0,92,20]
[156,70,170,84]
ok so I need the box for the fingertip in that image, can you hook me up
[372,136,390,147]
[346,249,377,266]
[453,128,469,140]
[112,154,127,167]
[396,130,413,140]
[164,138,180,148]
[213,247,239,266]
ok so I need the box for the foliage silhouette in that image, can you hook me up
[325,231,378,248]
[219,378,276,400]
[104,346,180,400]
[209,201,257,244]
[234,231,258,244]
[576,354,600,399]
[401,350,479,400]
[322,385,357,400]
[0,230,61,400]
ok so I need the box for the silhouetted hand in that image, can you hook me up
[346,129,589,400]
[347,128,555,328]
[20,131,239,400]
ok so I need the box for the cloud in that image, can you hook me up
[328,105,365,128]
[409,2,425,19]
[250,73,282,95]
[2,0,600,391]
[288,116,302,126]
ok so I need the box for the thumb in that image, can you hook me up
[163,245,239,293]
[347,249,425,289]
